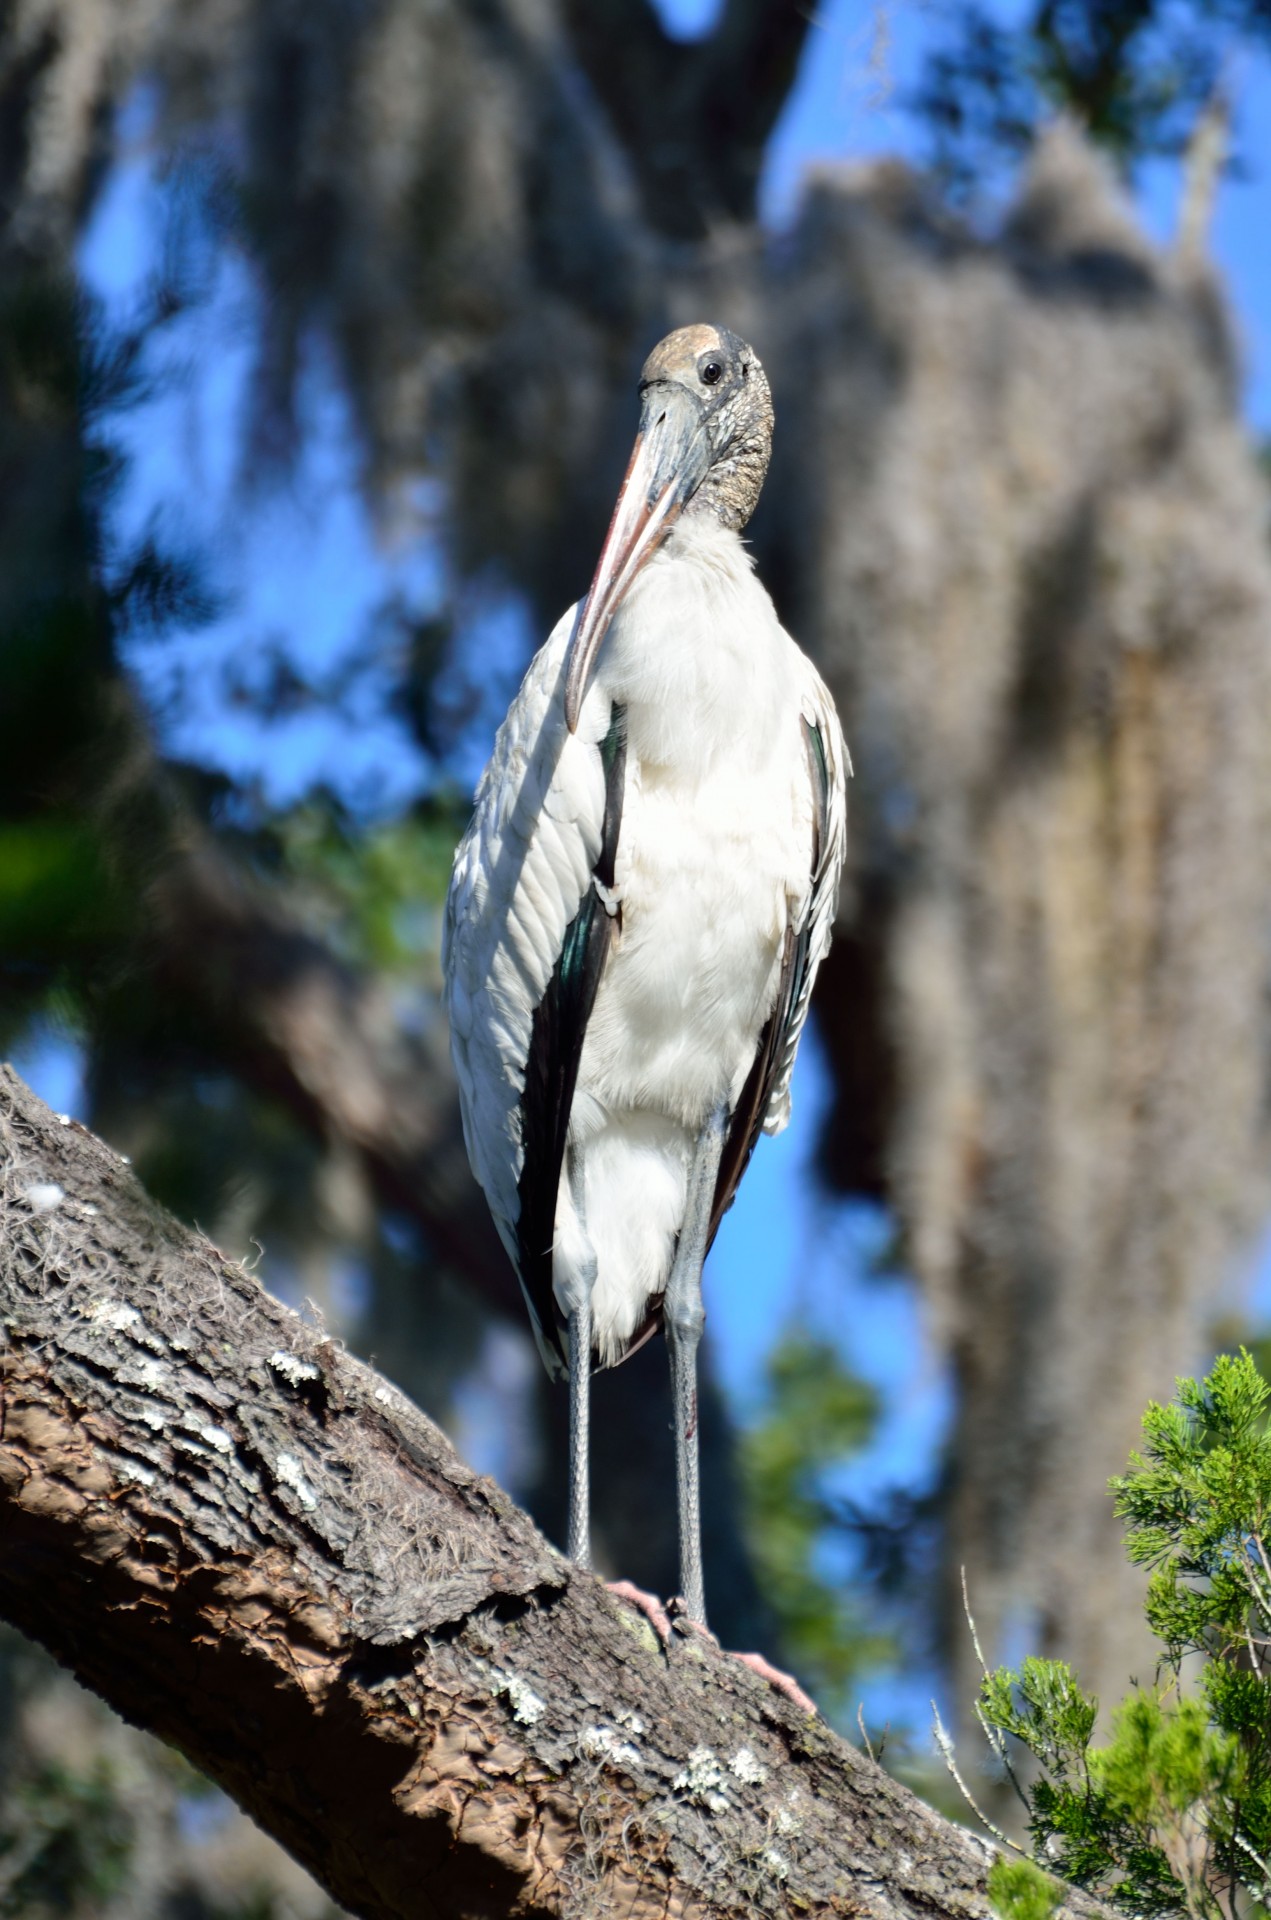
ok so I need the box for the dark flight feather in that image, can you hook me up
[708,712,832,1243]
[516,703,627,1368]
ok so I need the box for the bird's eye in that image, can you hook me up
[700,360,723,386]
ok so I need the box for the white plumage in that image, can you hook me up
[445,515,846,1363]
[442,323,847,1622]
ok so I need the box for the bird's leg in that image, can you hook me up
[663,1102,728,1629]
[562,1147,597,1569]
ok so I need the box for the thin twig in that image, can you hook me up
[930,1704,1022,1852]
[857,1704,887,1764]
[1248,1530,1271,1623]
[1242,1621,1262,1677]
[857,1702,875,1762]
[960,1566,993,1677]
[1229,1818,1271,1894]
[973,1700,1034,1816]
[962,1566,1031,1812]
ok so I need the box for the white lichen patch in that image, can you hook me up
[491,1671,545,1726]
[729,1746,768,1786]
[616,1707,645,1735]
[775,1792,803,1837]
[139,1404,168,1432]
[24,1182,64,1213]
[117,1459,156,1486]
[89,1300,141,1332]
[760,1846,790,1882]
[270,1349,321,1387]
[580,1725,643,1770]
[372,1386,398,1408]
[672,1747,730,1814]
[274,1452,318,1511]
[135,1358,166,1391]
[200,1426,232,1453]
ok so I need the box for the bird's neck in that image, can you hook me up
[595,519,793,775]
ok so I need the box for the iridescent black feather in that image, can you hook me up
[517,703,627,1366]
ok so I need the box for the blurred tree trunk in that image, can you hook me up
[760,138,1271,1723]
[2,0,1270,1768]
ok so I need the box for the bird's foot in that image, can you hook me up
[605,1579,673,1644]
[607,1586,816,1712]
[731,1650,818,1716]
[665,1601,817,1713]
[666,1595,717,1643]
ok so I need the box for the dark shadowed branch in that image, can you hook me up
[141,830,511,1307]
[560,0,815,236]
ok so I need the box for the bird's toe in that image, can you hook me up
[731,1650,818,1716]
[605,1578,673,1644]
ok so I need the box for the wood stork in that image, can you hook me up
[444,324,847,1628]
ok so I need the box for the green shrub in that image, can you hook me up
[977,1351,1271,1918]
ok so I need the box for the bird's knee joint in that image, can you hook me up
[558,1265,596,1320]
[665,1295,705,1345]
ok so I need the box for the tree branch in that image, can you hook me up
[59,668,516,1316]
[140,831,514,1311]
[697,0,819,216]
[0,1062,1086,1919]
[561,0,815,237]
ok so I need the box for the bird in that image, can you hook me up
[443,323,847,1628]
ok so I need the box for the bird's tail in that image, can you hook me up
[553,1112,687,1369]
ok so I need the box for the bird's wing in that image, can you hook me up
[443,610,622,1377]
[709,664,848,1245]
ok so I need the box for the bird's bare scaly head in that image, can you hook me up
[564,323,774,729]
[639,324,774,532]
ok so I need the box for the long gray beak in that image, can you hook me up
[564,382,710,732]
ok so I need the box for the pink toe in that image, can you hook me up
[733,1651,817,1716]
[605,1578,673,1644]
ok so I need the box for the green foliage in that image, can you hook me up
[0,1759,133,1915]
[738,1328,891,1717]
[979,1657,1098,1773]
[0,821,127,963]
[987,1854,1062,1920]
[273,794,464,974]
[0,268,209,1048]
[977,1350,1271,1917]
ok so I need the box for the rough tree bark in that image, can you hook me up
[0,1062,1095,1918]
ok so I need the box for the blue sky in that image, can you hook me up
[17,0,1271,1733]
[760,0,1271,432]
